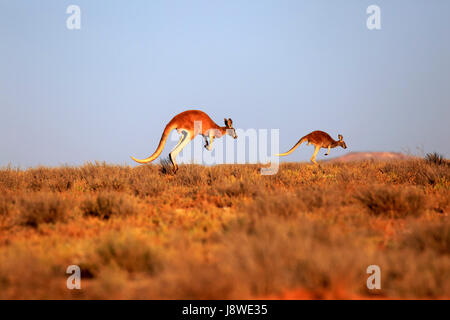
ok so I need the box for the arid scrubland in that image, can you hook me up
[0,159,448,299]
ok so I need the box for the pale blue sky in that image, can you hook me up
[0,0,449,167]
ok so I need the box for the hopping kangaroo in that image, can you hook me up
[277,130,347,164]
[131,110,238,172]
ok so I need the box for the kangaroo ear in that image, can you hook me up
[224,118,228,126]
[228,118,233,126]
[338,134,343,141]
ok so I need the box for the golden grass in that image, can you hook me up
[0,159,448,299]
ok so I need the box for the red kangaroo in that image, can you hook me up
[277,130,347,164]
[131,110,238,172]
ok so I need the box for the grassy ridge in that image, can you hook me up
[0,160,449,299]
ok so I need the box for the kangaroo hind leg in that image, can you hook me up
[169,130,191,173]
[310,145,320,165]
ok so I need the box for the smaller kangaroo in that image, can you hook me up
[277,130,347,164]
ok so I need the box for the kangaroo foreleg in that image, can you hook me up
[204,130,216,151]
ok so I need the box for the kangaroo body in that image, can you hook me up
[131,110,237,172]
[277,130,347,164]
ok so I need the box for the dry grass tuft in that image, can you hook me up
[401,219,450,255]
[246,192,303,218]
[355,186,425,218]
[159,158,175,175]
[16,193,70,227]
[81,192,138,219]
[93,232,162,275]
[426,152,447,166]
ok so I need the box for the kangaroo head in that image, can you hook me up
[224,118,238,139]
[338,134,347,149]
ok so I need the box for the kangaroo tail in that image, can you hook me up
[131,123,175,164]
[276,137,306,157]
